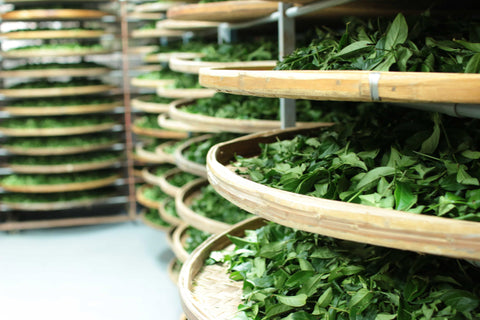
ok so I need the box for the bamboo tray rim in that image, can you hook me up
[199,68,480,104]
[136,143,173,164]
[0,67,111,78]
[1,29,107,39]
[156,87,216,99]
[145,52,203,63]
[173,222,190,262]
[131,96,171,113]
[178,216,264,320]
[176,178,231,234]
[2,141,120,156]
[159,197,184,227]
[134,1,182,12]
[130,77,176,88]
[0,194,116,211]
[1,8,109,20]
[0,84,115,98]
[1,101,121,116]
[132,124,189,139]
[6,156,121,174]
[174,133,210,178]
[158,113,211,133]
[139,208,170,232]
[131,28,185,38]
[158,167,183,198]
[156,19,220,30]
[154,140,177,164]
[141,166,164,187]
[169,98,333,133]
[168,257,181,286]
[166,0,279,22]
[0,122,117,137]
[128,12,165,20]
[0,173,120,193]
[1,48,112,58]
[169,57,277,74]
[136,184,163,209]
[207,126,480,261]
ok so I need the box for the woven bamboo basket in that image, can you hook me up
[1,29,106,40]
[159,198,184,226]
[158,167,184,197]
[1,195,114,211]
[166,1,278,22]
[132,124,189,139]
[0,67,110,79]
[139,208,170,232]
[1,9,109,20]
[130,77,175,88]
[131,28,185,38]
[136,184,163,209]
[174,134,211,178]
[1,101,121,116]
[207,127,480,261]
[136,143,172,164]
[156,19,219,30]
[7,157,121,174]
[144,52,203,63]
[0,84,115,98]
[170,57,276,74]
[0,48,112,58]
[131,96,171,113]
[0,122,117,137]
[3,141,119,156]
[156,87,216,99]
[128,12,165,20]
[154,141,177,164]
[199,68,480,104]
[0,173,120,193]
[158,113,210,133]
[176,179,230,234]
[134,1,182,12]
[172,223,190,262]
[141,167,164,187]
[169,98,333,133]
[178,216,265,320]
[168,257,182,286]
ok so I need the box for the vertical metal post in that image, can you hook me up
[278,2,296,129]
[217,23,237,44]
[119,0,137,220]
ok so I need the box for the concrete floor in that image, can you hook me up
[0,221,183,320]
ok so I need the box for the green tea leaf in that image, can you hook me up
[385,13,408,50]
[276,294,308,307]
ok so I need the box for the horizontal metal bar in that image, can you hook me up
[396,103,480,119]
[286,0,356,18]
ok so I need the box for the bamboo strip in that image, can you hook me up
[0,122,117,137]
[1,30,106,39]
[174,134,211,178]
[0,67,110,79]
[0,84,115,98]
[1,9,109,20]
[170,57,276,74]
[7,157,121,174]
[3,141,120,156]
[1,101,121,116]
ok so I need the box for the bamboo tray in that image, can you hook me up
[1,48,112,58]
[134,1,182,12]
[207,127,480,261]
[128,11,165,20]
[144,52,203,63]
[200,68,480,104]
[158,167,184,197]
[132,65,163,73]
[131,28,185,38]
[169,99,332,133]
[7,156,121,174]
[166,1,278,22]
[1,9,109,20]
[128,45,159,55]
[1,30,106,40]
[174,134,211,178]
[0,122,117,137]
[136,143,171,164]
[158,113,210,133]
[131,96,171,113]
[139,208,170,232]
[0,84,115,98]
[176,179,230,234]
[141,166,164,187]
[132,124,189,139]
[168,257,181,286]
[154,140,177,164]
[131,77,175,88]
[1,101,120,116]
[136,184,162,209]
[172,223,190,262]
[170,57,276,74]
[0,173,120,193]
[1,195,115,211]
[156,87,216,99]
[159,198,184,226]
[178,216,264,320]
[156,19,219,30]
[0,66,110,79]
[3,141,120,156]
